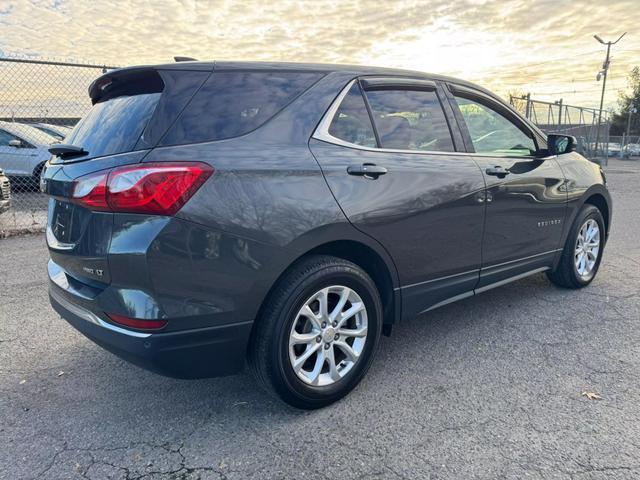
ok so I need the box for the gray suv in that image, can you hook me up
[43,61,611,409]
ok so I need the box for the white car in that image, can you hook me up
[607,143,622,157]
[28,123,73,142]
[0,121,58,184]
[626,143,640,156]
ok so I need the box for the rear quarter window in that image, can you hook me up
[160,71,323,146]
[328,83,377,148]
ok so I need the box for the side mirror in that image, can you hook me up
[547,134,576,155]
[8,139,22,148]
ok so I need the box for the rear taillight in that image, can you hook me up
[71,162,213,215]
[106,313,168,331]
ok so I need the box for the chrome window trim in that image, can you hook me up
[313,79,361,147]
[312,79,546,160]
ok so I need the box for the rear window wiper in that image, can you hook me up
[48,144,89,159]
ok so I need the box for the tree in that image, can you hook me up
[507,90,528,116]
[611,67,640,136]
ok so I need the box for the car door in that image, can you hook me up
[0,129,28,175]
[445,84,567,289]
[310,77,486,320]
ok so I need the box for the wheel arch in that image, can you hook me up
[562,184,611,247]
[583,192,610,238]
[304,240,398,329]
[252,237,401,345]
[32,160,46,179]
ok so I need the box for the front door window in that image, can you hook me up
[455,96,536,156]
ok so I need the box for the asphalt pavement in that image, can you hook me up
[1,159,639,479]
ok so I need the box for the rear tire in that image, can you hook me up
[248,255,382,409]
[547,204,605,289]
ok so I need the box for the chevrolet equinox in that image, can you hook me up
[43,61,612,409]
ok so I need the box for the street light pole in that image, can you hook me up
[594,41,611,157]
[593,32,626,160]
[626,106,637,154]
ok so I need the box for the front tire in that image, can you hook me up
[547,204,605,289]
[248,255,382,409]
[32,162,46,191]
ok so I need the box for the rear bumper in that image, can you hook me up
[49,284,252,378]
[44,206,277,379]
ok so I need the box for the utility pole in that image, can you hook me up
[626,106,637,155]
[557,98,563,127]
[593,32,626,159]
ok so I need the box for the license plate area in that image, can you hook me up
[48,199,90,246]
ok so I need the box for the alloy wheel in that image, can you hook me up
[574,219,600,278]
[288,286,368,386]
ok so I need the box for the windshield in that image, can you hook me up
[64,92,161,159]
[32,125,65,141]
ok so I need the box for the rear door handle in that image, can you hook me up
[485,166,510,178]
[347,163,388,179]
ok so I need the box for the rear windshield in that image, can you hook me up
[160,71,323,146]
[64,92,161,159]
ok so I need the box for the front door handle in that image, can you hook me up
[485,166,510,178]
[347,163,388,179]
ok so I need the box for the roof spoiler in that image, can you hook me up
[87,67,164,104]
[88,63,214,104]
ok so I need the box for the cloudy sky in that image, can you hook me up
[1,0,639,109]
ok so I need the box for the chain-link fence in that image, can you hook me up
[0,57,119,237]
[510,94,612,160]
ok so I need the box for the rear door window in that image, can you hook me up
[364,88,454,152]
[161,71,323,146]
[327,83,377,148]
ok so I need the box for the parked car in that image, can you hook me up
[0,167,10,214]
[0,120,57,186]
[626,143,640,156]
[607,142,622,157]
[43,61,612,409]
[28,122,73,142]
